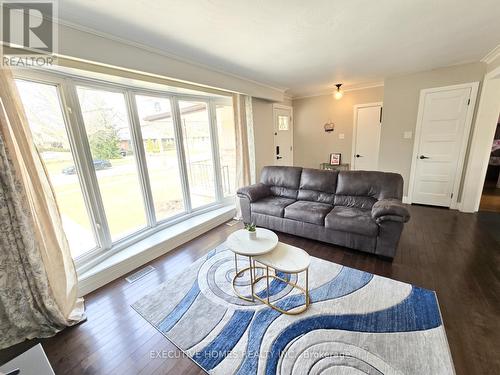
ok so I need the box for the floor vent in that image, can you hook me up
[125,265,155,283]
[226,219,240,226]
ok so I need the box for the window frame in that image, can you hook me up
[175,96,223,210]
[130,90,191,225]
[212,98,238,198]
[14,68,235,271]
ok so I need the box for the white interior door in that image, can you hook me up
[273,106,293,166]
[411,86,472,207]
[353,104,382,170]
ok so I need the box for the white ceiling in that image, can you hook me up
[57,0,500,97]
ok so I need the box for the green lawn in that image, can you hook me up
[45,153,189,243]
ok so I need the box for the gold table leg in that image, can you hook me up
[252,260,310,315]
[232,254,266,302]
[232,255,310,314]
[266,266,270,303]
[248,256,254,301]
[234,253,239,277]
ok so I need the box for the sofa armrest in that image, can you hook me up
[237,183,271,202]
[372,199,410,224]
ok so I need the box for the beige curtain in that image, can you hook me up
[233,94,255,219]
[0,66,85,349]
[233,93,252,188]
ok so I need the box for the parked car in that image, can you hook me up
[62,159,112,175]
[94,159,112,170]
[61,165,77,175]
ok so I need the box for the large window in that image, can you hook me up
[16,79,97,258]
[15,71,236,263]
[179,100,216,208]
[77,86,147,241]
[135,94,185,221]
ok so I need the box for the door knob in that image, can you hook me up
[419,155,430,159]
[355,154,362,158]
[276,156,283,160]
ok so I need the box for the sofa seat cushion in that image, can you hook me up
[284,201,333,225]
[325,206,378,236]
[251,196,296,217]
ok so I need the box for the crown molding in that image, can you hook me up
[343,81,385,92]
[56,18,289,94]
[291,81,384,100]
[481,44,500,64]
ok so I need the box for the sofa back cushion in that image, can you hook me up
[334,171,404,209]
[297,168,338,204]
[260,166,303,199]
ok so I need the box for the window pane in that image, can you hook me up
[135,95,185,221]
[15,79,97,258]
[179,100,216,208]
[77,86,147,241]
[215,103,237,196]
[278,115,289,131]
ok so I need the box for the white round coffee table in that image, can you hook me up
[227,228,278,301]
[253,242,311,314]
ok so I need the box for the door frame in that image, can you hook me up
[461,66,500,212]
[351,102,383,169]
[273,104,294,166]
[407,82,479,209]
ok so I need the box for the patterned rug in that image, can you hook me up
[132,242,455,374]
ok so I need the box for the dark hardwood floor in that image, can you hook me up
[480,182,500,212]
[1,205,499,374]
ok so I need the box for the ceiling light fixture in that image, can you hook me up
[334,83,343,100]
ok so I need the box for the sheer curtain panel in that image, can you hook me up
[0,67,85,349]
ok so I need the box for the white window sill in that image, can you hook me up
[77,205,235,296]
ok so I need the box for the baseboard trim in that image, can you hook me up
[402,195,466,211]
[77,206,236,296]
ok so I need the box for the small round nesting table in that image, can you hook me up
[227,228,311,315]
[254,242,311,315]
[226,228,278,302]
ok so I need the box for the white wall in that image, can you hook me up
[292,87,384,169]
[379,62,486,197]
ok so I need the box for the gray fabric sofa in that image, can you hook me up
[237,166,410,258]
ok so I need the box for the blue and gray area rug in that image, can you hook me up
[132,242,455,374]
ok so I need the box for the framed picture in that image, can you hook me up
[330,153,341,165]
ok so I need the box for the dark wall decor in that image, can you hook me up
[324,121,335,132]
[330,153,341,165]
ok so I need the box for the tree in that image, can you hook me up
[78,89,125,160]
[89,127,121,160]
